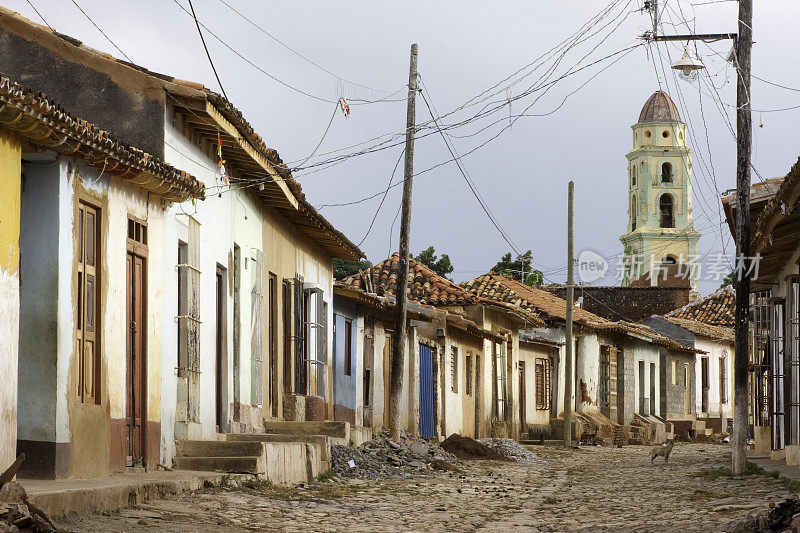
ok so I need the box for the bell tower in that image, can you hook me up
[620,91,700,293]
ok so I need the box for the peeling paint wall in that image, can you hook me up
[18,155,165,478]
[0,128,20,472]
[694,338,734,419]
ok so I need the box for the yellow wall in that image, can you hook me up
[0,129,21,272]
[0,127,20,473]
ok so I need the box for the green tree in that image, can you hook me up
[492,251,543,287]
[333,258,372,281]
[412,246,454,278]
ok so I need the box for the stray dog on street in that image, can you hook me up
[650,439,674,464]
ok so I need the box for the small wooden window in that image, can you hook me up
[344,319,353,377]
[451,346,458,393]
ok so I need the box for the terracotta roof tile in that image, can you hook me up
[666,285,735,328]
[341,254,477,306]
[461,273,608,328]
[665,317,734,342]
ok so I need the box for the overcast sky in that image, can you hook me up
[7,0,800,297]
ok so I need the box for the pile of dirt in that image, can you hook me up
[330,431,460,479]
[440,434,504,461]
[727,497,800,532]
[477,438,544,464]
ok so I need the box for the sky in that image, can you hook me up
[6,0,800,297]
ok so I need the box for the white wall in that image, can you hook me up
[695,338,734,419]
[163,113,234,458]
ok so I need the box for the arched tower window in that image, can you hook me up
[631,195,637,230]
[632,165,637,186]
[661,162,672,183]
[663,255,677,264]
[659,194,674,228]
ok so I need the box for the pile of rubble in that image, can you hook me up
[727,497,800,532]
[477,438,543,464]
[0,454,58,532]
[330,432,460,479]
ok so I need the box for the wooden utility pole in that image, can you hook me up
[390,43,418,440]
[732,0,753,475]
[563,181,574,448]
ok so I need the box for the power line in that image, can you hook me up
[215,0,398,97]
[420,82,523,257]
[358,148,404,247]
[187,0,228,100]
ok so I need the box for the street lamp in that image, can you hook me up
[672,47,705,80]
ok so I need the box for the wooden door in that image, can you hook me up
[125,252,146,465]
[215,266,226,431]
[383,334,392,428]
[518,361,526,435]
[418,344,435,439]
[701,357,710,413]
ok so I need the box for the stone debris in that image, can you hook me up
[441,434,504,461]
[477,438,544,464]
[330,431,460,479]
[727,497,800,533]
[0,482,59,533]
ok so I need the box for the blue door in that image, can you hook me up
[418,344,435,439]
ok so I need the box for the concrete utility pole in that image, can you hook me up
[563,181,574,448]
[390,43,418,440]
[732,0,753,476]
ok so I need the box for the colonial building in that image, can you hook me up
[723,157,800,463]
[621,91,701,295]
[462,273,702,443]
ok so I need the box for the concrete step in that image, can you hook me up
[693,420,707,431]
[173,456,262,474]
[226,433,331,461]
[176,440,265,458]
[263,420,349,439]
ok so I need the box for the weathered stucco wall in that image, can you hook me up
[694,338,734,419]
[0,128,20,472]
[18,155,165,478]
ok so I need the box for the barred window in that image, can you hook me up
[535,358,552,410]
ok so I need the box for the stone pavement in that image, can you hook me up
[54,444,797,532]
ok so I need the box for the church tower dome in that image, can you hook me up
[621,91,700,294]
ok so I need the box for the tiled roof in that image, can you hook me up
[638,90,681,123]
[461,273,609,328]
[665,317,734,342]
[0,6,363,260]
[666,285,735,328]
[463,274,700,353]
[341,254,478,306]
[0,76,203,201]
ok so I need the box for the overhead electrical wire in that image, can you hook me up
[187,0,229,100]
[358,149,404,247]
[215,0,400,98]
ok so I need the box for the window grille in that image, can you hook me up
[465,353,473,396]
[535,358,552,410]
[751,290,772,428]
[770,298,786,450]
[451,347,458,394]
[598,346,611,411]
[789,277,800,446]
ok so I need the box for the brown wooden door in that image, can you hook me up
[125,252,146,465]
[76,203,100,404]
[701,357,710,413]
[216,267,226,431]
[383,334,392,428]
[518,361,526,435]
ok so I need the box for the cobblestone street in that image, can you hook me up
[55,444,795,532]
